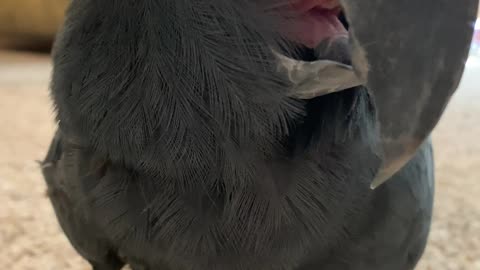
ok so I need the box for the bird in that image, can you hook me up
[40,0,477,269]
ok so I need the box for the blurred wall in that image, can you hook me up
[0,0,67,47]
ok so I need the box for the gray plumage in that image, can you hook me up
[41,0,453,269]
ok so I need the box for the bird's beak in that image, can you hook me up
[279,0,477,189]
[340,0,478,188]
[273,45,365,99]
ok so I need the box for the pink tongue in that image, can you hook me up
[287,11,348,48]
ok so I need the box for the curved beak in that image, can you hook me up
[341,0,478,188]
[279,0,477,188]
[276,0,478,188]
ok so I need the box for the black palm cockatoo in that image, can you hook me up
[41,0,477,269]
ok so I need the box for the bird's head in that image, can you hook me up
[51,0,477,187]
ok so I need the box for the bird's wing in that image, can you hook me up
[41,129,124,269]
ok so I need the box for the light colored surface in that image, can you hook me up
[0,50,479,270]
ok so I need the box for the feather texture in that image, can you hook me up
[45,1,434,269]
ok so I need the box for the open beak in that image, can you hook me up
[278,0,478,188]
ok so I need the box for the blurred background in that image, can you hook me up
[0,1,479,270]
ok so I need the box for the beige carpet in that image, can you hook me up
[0,50,479,270]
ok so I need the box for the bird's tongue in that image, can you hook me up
[275,0,360,100]
[285,1,348,48]
[291,11,347,48]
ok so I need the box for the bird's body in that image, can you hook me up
[41,0,475,269]
[42,89,434,270]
